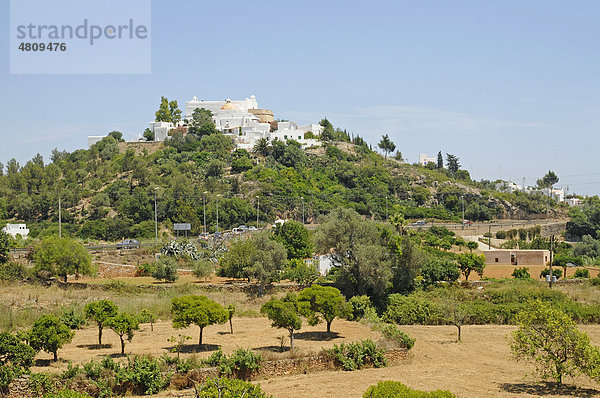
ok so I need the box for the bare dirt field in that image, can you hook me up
[253,325,600,398]
[31,318,381,373]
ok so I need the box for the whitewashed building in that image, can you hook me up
[2,224,29,238]
[87,136,105,148]
[183,95,322,149]
[564,197,582,206]
[148,121,174,142]
[419,154,437,166]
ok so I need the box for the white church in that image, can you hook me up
[146,95,322,150]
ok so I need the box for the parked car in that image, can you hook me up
[238,225,248,231]
[116,239,140,249]
[412,220,426,226]
[232,227,244,234]
[462,220,473,225]
[248,226,258,231]
[213,232,223,239]
[199,232,210,240]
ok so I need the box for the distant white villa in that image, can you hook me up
[147,95,322,149]
[419,154,437,166]
[495,180,578,205]
[2,223,29,238]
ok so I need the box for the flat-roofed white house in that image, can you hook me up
[419,154,436,166]
[484,249,550,266]
[182,95,322,149]
[2,223,29,238]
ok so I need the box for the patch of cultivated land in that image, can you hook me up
[31,318,381,372]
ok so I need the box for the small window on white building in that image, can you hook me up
[495,258,498,263]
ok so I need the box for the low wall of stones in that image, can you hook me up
[6,349,409,396]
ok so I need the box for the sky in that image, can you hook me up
[1,0,600,195]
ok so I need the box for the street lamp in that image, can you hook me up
[256,196,260,228]
[301,196,305,224]
[203,191,208,235]
[154,187,159,242]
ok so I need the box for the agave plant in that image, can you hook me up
[160,240,200,260]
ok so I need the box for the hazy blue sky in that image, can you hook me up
[2,0,599,194]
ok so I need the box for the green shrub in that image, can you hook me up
[347,295,377,321]
[203,348,262,378]
[136,263,155,277]
[152,257,178,283]
[495,230,507,239]
[28,373,57,396]
[363,381,456,397]
[575,269,590,279]
[0,365,13,392]
[419,259,460,287]
[384,294,438,325]
[379,324,415,349]
[60,309,86,330]
[203,349,227,367]
[511,267,530,280]
[326,339,386,371]
[0,262,30,281]
[194,377,270,398]
[61,362,81,379]
[122,355,171,395]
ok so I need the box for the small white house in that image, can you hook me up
[419,154,436,166]
[2,224,29,238]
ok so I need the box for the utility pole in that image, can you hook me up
[461,195,465,230]
[385,196,388,221]
[488,225,491,250]
[154,187,158,242]
[203,191,207,235]
[549,234,554,288]
[216,194,220,233]
[256,196,260,228]
[301,196,305,225]
[58,195,62,238]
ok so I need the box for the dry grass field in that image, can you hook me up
[6,277,600,397]
[256,325,600,398]
[154,325,600,398]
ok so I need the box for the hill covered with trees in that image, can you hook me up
[0,121,565,242]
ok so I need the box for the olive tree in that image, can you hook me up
[0,332,36,389]
[297,285,350,334]
[33,237,93,282]
[261,295,301,350]
[171,295,227,347]
[314,208,391,304]
[84,300,118,346]
[219,232,287,296]
[107,312,140,355]
[457,252,485,281]
[28,315,74,361]
[511,299,600,385]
